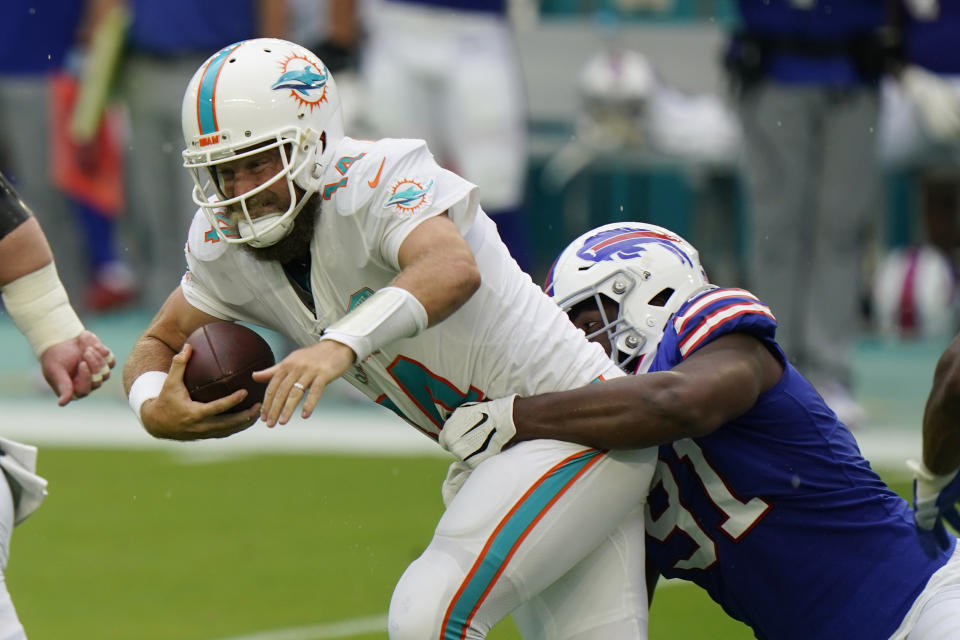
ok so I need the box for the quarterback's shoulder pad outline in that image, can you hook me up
[325,138,436,216]
[671,287,777,358]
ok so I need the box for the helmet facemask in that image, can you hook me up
[184,131,321,248]
[560,269,683,374]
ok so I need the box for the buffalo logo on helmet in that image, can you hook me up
[577,227,695,267]
[271,53,329,110]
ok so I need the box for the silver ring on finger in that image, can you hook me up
[292,381,306,392]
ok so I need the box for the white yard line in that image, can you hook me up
[208,614,388,640]
[0,397,921,467]
[0,398,446,458]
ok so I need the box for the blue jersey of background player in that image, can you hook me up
[440,222,960,639]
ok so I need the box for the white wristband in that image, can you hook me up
[320,286,428,361]
[1,262,84,357]
[128,371,168,424]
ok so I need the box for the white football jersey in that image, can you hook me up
[182,136,621,439]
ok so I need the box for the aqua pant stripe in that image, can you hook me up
[440,448,606,639]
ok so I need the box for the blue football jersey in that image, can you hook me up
[645,287,954,639]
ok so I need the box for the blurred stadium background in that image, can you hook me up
[2,0,956,637]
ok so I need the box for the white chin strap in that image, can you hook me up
[237,213,295,248]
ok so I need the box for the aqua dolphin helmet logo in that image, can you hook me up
[272,53,329,110]
[272,65,327,95]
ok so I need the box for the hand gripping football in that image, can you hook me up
[183,322,275,413]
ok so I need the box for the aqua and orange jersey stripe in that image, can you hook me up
[439,448,606,640]
[195,42,243,135]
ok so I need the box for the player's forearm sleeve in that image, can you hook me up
[319,286,427,361]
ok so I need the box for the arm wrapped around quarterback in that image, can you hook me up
[319,286,427,362]
[439,394,517,468]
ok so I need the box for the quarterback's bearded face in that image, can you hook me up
[242,194,318,264]
[209,143,312,248]
[219,147,293,218]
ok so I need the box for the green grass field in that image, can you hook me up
[5,447,913,639]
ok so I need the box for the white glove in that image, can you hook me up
[441,461,472,508]
[439,395,518,468]
[907,458,960,552]
[900,66,960,142]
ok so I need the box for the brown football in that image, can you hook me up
[183,322,275,413]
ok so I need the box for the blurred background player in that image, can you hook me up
[541,41,740,202]
[874,1,960,342]
[357,0,532,272]
[0,1,89,308]
[53,3,138,313]
[880,1,960,174]
[721,0,936,428]
[123,38,655,639]
[85,0,288,310]
[441,221,960,638]
[0,169,115,638]
[0,0,136,314]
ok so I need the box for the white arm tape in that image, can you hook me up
[1,262,84,357]
[128,371,168,425]
[320,286,428,361]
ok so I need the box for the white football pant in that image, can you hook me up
[901,542,960,639]
[0,475,25,640]
[389,439,653,639]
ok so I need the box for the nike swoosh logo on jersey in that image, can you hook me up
[367,158,385,188]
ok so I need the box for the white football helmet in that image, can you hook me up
[181,38,345,247]
[578,48,655,147]
[546,222,710,373]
